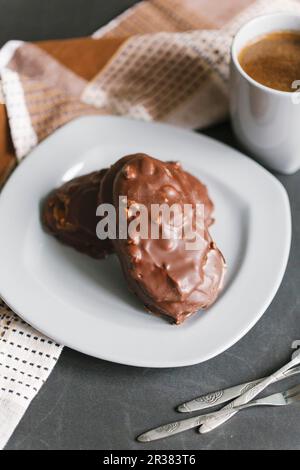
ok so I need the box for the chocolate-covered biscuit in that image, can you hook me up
[43,161,213,263]
[99,154,226,324]
[42,170,113,258]
[100,156,214,226]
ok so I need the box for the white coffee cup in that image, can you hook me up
[230,13,300,174]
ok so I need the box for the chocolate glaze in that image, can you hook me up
[42,170,113,259]
[168,161,214,227]
[99,157,214,226]
[99,154,226,324]
[42,161,213,261]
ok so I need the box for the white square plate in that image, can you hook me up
[0,116,291,367]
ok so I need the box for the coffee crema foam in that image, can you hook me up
[239,31,300,92]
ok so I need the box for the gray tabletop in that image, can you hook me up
[2,0,300,451]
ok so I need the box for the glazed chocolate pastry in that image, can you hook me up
[99,154,226,324]
[43,160,213,262]
[42,170,113,259]
[100,156,214,226]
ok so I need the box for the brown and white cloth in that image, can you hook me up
[0,0,299,449]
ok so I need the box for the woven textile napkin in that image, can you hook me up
[0,0,300,449]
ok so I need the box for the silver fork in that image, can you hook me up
[200,340,300,434]
[137,384,300,443]
[178,365,300,413]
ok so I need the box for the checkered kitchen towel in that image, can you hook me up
[0,0,300,449]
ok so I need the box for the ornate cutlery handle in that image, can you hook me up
[137,408,227,442]
[178,378,262,412]
[178,366,300,413]
[199,354,300,434]
[138,391,287,443]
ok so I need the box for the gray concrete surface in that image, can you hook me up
[1,0,300,450]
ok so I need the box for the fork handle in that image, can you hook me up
[137,411,217,442]
[137,403,252,443]
[137,395,281,442]
[178,378,263,412]
[178,366,300,413]
[199,354,300,434]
